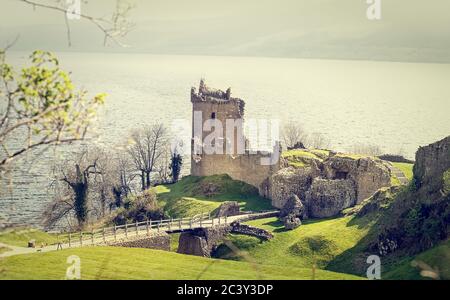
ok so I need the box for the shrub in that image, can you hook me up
[112,190,165,225]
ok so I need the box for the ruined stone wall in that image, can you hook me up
[191,153,279,194]
[107,232,170,251]
[177,225,231,257]
[414,136,450,193]
[230,223,273,240]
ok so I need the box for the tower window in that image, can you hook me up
[211,112,216,119]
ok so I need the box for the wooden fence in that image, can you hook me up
[57,212,230,248]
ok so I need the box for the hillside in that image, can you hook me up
[153,175,273,218]
[0,246,360,280]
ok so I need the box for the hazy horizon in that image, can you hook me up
[1,0,450,63]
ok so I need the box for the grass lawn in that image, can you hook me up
[0,228,63,247]
[392,163,414,180]
[153,175,273,218]
[214,214,449,280]
[282,149,324,168]
[215,216,375,271]
[0,246,361,280]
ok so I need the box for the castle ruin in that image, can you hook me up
[190,80,281,196]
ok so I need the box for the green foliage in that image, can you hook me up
[170,153,183,183]
[0,247,361,280]
[0,50,105,166]
[153,175,272,218]
[443,169,450,195]
[112,190,165,225]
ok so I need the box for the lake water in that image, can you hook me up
[1,52,449,227]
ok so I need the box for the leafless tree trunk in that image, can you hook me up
[128,123,169,190]
[16,0,135,47]
[282,121,308,150]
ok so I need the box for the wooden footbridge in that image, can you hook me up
[0,211,278,257]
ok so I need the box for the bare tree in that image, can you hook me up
[45,148,101,229]
[349,144,383,157]
[111,151,134,208]
[0,50,105,173]
[155,144,171,185]
[282,121,308,150]
[128,123,169,190]
[305,133,331,150]
[16,0,135,47]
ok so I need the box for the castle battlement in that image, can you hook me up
[191,79,245,117]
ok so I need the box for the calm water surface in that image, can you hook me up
[1,52,449,227]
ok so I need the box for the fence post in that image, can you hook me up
[91,229,94,245]
[158,221,161,232]
[68,233,72,248]
[146,220,150,235]
[136,221,139,236]
[114,225,117,242]
[125,223,128,238]
[179,219,182,230]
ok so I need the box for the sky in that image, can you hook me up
[1,0,450,63]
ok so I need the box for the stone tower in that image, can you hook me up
[190,80,280,196]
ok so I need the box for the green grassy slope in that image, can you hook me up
[215,216,375,270]
[154,175,273,218]
[392,163,414,180]
[0,228,62,247]
[215,215,448,280]
[0,246,361,280]
[383,240,450,280]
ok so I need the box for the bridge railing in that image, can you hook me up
[59,211,230,248]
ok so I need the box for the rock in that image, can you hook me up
[231,222,273,240]
[306,178,356,218]
[280,194,305,219]
[269,152,392,218]
[352,186,401,217]
[28,240,36,248]
[269,167,317,209]
[413,136,450,193]
[282,215,302,230]
[215,201,240,217]
[323,156,391,203]
[372,136,450,256]
[177,232,210,257]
